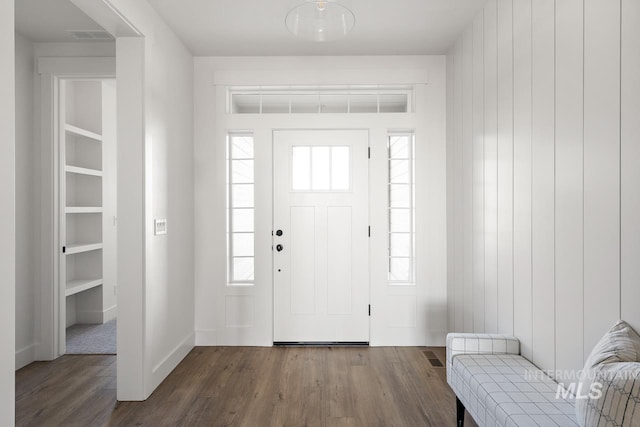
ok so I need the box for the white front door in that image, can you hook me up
[273,130,370,343]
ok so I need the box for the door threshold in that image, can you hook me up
[273,342,369,347]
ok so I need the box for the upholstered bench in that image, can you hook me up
[446,334,577,426]
[447,322,640,427]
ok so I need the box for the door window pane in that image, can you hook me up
[389,184,411,208]
[290,95,319,113]
[232,184,254,208]
[379,94,408,113]
[232,209,254,232]
[233,233,254,257]
[331,146,350,190]
[231,94,260,114]
[231,160,254,183]
[389,209,411,232]
[232,258,254,281]
[389,258,411,282]
[390,160,410,184]
[389,233,411,257]
[349,94,378,113]
[389,136,410,158]
[292,146,311,190]
[311,147,331,190]
[292,145,351,191]
[261,94,290,114]
[319,94,348,113]
[231,136,254,159]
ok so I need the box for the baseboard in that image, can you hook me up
[148,331,195,396]
[369,330,448,347]
[76,305,118,324]
[15,344,35,370]
[103,305,117,322]
[195,329,218,346]
[425,331,447,347]
[76,309,104,324]
[33,341,58,361]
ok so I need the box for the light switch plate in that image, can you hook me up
[154,219,167,235]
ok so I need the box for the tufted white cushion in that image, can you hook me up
[577,320,640,427]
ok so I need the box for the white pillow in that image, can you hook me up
[579,362,640,427]
[582,320,640,370]
[576,320,640,427]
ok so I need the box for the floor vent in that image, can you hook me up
[423,350,444,367]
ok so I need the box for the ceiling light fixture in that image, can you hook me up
[285,0,355,42]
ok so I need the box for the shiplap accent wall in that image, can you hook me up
[446,0,640,376]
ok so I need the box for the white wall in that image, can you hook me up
[15,32,37,371]
[33,41,115,58]
[97,0,195,400]
[446,0,640,377]
[1,0,15,423]
[194,56,448,347]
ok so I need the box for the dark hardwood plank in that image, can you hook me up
[15,346,476,427]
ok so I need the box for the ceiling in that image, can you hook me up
[15,0,106,43]
[14,0,487,55]
[145,0,487,56]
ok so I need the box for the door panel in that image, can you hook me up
[290,206,316,314]
[327,206,352,315]
[274,130,369,342]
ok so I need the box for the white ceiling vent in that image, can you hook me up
[67,30,114,41]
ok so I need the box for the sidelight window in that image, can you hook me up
[388,133,415,284]
[228,133,255,284]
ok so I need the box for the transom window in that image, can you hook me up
[229,86,413,114]
[388,133,415,284]
[228,133,255,284]
[291,146,351,191]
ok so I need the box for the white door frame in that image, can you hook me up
[203,93,436,347]
[272,129,371,343]
[197,63,448,348]
[36,58,116,360]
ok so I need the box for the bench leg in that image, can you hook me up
[456,397,465,427]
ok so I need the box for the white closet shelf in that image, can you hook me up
[65,243,103,255]
[65,165,103,177]
[65,279,103,297]
[66,206,103,214]
[65,124,103,142]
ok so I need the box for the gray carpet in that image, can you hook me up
[66,319,117,354]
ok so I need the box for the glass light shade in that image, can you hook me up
[286,0,355,42]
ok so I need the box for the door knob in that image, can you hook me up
[276,230,283,236]
[276,244,284,252]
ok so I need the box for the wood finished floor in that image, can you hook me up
[16,346,477,427]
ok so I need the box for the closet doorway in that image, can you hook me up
[58,78,117,355]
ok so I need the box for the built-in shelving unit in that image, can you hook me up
[65,123,103,141]
[60,79,116,331]
[65,243,104,255]
[66,207,103,214]
[65,278,103,297]
[65,165,103,177]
